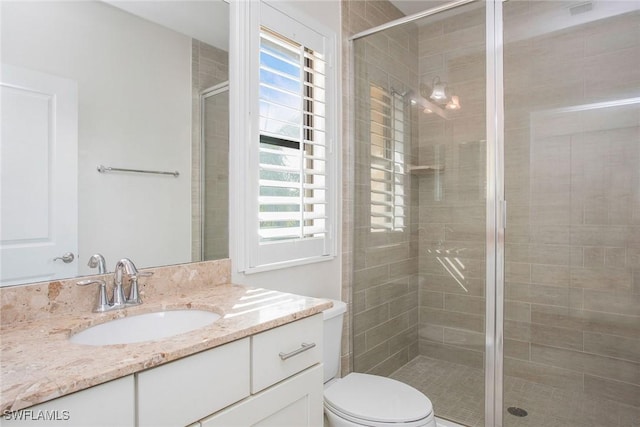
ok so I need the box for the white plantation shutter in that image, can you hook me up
[370,85,406,232]
[247,3,335,269]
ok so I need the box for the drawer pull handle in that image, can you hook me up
[279,342,316,360]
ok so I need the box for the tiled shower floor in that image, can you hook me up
[390,356,640,427]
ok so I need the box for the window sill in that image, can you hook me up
[241,253,335,275]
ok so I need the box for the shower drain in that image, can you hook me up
[507,407,528,417]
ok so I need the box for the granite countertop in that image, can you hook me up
[0,283,332,414]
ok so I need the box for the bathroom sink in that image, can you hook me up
[69,310,221,346]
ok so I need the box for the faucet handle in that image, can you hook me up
[76,279,110,312]
[126,271,152,306]
[87,254,107,274]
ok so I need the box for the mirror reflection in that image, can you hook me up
[0,0,230,286]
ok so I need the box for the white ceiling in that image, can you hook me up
[103,0,229,51]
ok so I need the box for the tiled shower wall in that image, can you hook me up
[346,0,639,411]
[343,0,422,377]
[191,40,229,261]
[415,3,488,370]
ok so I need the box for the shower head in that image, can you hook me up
[391,88,412,97]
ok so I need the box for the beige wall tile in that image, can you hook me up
[420,290,444,309]
[365,280,409,308]
[505,300,531,323]
[506,244,571,266]
[365,243,410,267]
[584,375,640,407]
[531,343,640,386]
[504,358,584,391]
[419,324,444,342]
[354,341,389,372]
[419,339,484,369]
[354,264,389,292]
[584,332,640,363]
[530,323,584,351]
[530,264,570,287]
[420,307,484,333]
[504,320,531,341]
[531,304,640,339]
[421,274,485,297]
[504,339,530,361]
[366,312,410,350]
[583,290,640,316]
[506,282,570,306]
[506,262,531,283]
[368,347,410,377]
[354,303,389,336]
[570,267,632,291]
[444,294,485,316]
[389,293,419,317]
[443,327,484,352]
[605,247,627,268]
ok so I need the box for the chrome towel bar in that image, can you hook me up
[97,165,179,177]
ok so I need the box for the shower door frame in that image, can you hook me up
[348,1,506,425]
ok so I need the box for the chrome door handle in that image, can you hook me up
[54,252,75,263]
[278,342,316,360]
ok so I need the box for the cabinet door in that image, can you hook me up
[137,338,250,427]
[201,364,323,427]
[1,376,134,427]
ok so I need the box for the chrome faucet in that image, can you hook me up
[87,253,107,274]
[77,258,152,312]
[113,258,138,308]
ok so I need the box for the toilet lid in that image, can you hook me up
[324,373,433,424]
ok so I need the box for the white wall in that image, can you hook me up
[2,1,192,274]
[229,0,342,300]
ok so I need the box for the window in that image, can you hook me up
[370,85,406,232]
[258,28,327,242]
[242,3,335,271]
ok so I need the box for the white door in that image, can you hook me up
[0,64,78,286]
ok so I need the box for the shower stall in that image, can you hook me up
[349,1,639,426]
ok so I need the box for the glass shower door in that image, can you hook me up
[502,3,640,425]
[351,2,489,425]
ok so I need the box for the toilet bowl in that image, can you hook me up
[322,300,436,427]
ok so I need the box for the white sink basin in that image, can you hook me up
[70,310,221,346]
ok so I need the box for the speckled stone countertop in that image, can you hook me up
[0,261,331,414]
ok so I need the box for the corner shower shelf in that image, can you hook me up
[408,165,444,175]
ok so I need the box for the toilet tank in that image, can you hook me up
[322,299,347,383]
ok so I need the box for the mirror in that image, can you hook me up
[0,0,230,286]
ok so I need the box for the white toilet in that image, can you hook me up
[323,300,437,427]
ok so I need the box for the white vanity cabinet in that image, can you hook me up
[2,314,324,427]
[200,313,324,427]
[1,376,135,427]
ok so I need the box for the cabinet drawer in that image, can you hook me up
[251,314,322,393]
[137,338,250,427]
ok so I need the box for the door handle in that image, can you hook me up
[54,252,75,263]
